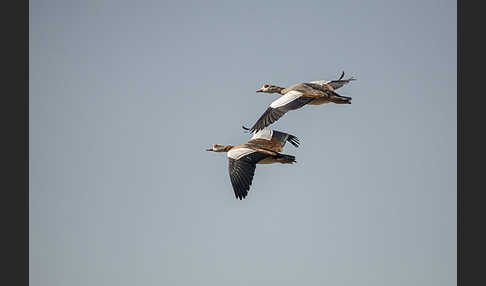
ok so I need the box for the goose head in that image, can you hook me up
[206,144,232,152]
[256,84,283,94]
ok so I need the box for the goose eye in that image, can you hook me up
[263,84,269,88]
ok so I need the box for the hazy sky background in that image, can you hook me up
[30,1,456,285]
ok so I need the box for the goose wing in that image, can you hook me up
[227,149,269,200]
[310,71,356,90]
[245,128,300,148]
[248,91,313,133]
[271,130,300,148]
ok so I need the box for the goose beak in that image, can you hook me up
[256,88,263,93]
[206,148,213,151]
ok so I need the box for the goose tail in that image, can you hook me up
[276,153,296,164]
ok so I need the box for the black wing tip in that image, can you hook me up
[243,124,262,134]
[287,134,300,148]
[247,122,263,134]
[338,71,357,82]
[229,158,257,200]
[234,187,249,200]
[233,187,249,200]
[248,124,265,134]
[236,193,248,200]
[242,125,252,133]
[248,106,283,134]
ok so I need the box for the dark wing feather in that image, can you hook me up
[228,152,268,200]
[339,71,345,80]
[309,71,356,90]
[249,97,313,133]
[328,79,356,90]
[327,72,356,89]
[240,127,300,148]
[249,107,286,133]
[286,134,300,148]
[327,89,352,101]
[306,85,352,101]
[272,130,300,148]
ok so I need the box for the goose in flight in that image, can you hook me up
[248,71,356,133]
[206,128,300,200]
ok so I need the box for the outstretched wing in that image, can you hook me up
[244,128,300,148]
[248,91,313,133]
[310,71,356,90]
[227,151,269,200]
[272,130,300,148]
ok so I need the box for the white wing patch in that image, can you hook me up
[309,80,331,85]
[328,81,347,90]
[269,90,304,108]
[310,79,351,90]
[251,129,273,140]
[227,148,256,160]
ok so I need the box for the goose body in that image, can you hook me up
[207,129,299,200]
[249,71,356,132]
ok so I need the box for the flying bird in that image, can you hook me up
[206,128,300,200]
[248,71,356,132]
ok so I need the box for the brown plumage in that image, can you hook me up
[249,71,356,132]
[206,129,299,200]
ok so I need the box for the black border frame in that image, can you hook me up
[458,1,486,285]
[457,1,462,285]
[3,0,28,285]
[5,0,484,285]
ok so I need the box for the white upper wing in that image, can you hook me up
[269,90,304,108]
[310,78,355,90]
[251,129,273,140]
[309,80,331,85]
[227,148,256,160]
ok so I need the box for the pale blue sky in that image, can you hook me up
[30,1,456,285]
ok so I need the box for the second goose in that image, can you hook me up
[248,71,356,132]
